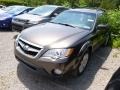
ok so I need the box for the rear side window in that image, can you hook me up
[27,8,33,12]
[54,8,67,14]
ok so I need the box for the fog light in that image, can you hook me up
[54,69,62,75]
[3,24,6,26]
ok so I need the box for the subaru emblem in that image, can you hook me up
[23,45,29,51]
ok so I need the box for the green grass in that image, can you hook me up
[112,38,120,48]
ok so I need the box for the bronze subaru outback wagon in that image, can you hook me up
[14,8,110,76]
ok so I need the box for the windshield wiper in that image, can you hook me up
[30,13,40,16]
[50,22,76,28]
[59,23,76,28]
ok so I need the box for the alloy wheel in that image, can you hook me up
[78,52,89,74]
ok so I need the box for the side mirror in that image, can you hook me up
[96,24,109,30]
[52,13,58,17]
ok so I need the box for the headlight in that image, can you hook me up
[12,18,16,22]
[28,21,39,24]
[42,49,74,59]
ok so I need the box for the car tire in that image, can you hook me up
[12,28,15,32]
[105,80,120,90]
[8,26,12,31]
[74,49,90,76]
[104,33,111,46]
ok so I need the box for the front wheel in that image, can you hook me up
[74,50,90,76]
[104,33,111,46]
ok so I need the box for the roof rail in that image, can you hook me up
[79,6,106,12]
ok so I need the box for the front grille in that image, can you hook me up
[18,38,42,57]
[12,24,23,31]
[14,19,28,23]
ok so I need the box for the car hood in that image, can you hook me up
[0,9,6,14]
[14,13,44,22]
[20,23,90,48]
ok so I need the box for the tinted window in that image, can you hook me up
[51,11,96,30]
[54,8,66,14]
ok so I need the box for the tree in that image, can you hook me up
[100,0,118,9]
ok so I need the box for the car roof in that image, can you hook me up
[9,5,33,9]
[26,7,34,9]
[68,8,104,14]
[8,5,26,7]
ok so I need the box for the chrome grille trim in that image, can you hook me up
[19,37,43,49]
[18,38,43,57]
[14,18,28,23]
[18,40,40,52]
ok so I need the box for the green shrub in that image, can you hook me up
[108,10,120,38]
[97,10,120,48]
[100,0,117,10]
[112,38,120,48]
[0,0,27,6]
[107,10,120,48]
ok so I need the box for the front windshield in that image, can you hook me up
[51,11,96,30]
[4,6,27,15]
[28,6,56,16]
[3,6,14,11]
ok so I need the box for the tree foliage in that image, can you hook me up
[0,0,119,9]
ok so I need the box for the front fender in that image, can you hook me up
[78,41,91,56]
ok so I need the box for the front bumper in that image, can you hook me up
[14,45,72,76]
[12,22,34,31]
[0,20,11,29]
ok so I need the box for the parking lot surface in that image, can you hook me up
[0,31,120,90]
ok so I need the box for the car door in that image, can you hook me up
[91,12,107,50]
